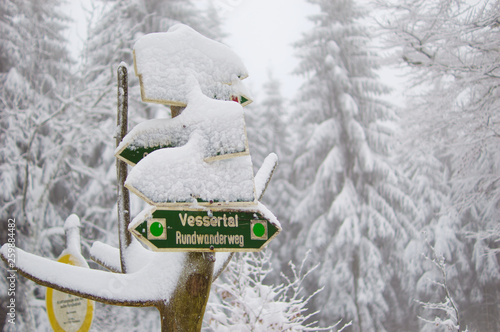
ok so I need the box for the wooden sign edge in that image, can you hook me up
[115,142,137,167]
[203,149,249,163]
[125,180,257,207]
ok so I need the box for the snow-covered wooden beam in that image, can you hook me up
[255,153,279,200]
[0,244,184,307]
[90,240,234,281]
[89,241,121,273]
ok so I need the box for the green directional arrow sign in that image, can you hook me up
[115,105,250,166]
[129,206,280,252]
[117,142,176,166]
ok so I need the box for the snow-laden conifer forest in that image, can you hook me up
[1,0,499,331]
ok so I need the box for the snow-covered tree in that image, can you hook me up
[248,71,288,167]
[416,241,469,332]
[204,250,344,331]
[0,0,73,233]
[0,0,79,329]
[282,0,420,330]
[246,71,297,225]
[379,1,500,330]
[201,0,227,42]
[379,0,500,222]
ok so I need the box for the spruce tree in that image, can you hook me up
[0,0,77,330]
[379,1,500,330]
[246,71,296,224]
[286,0,419,330]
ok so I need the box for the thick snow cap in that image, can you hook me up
[64,214,81,230]
[124,82,256,205]
[125,134,256,205]
[133,24,249,106]
[115,82,249,166]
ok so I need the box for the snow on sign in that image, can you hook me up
[123,27,280,253]
[124,143,256,206]
[133,24,252,107]
[121,85,256,205]
[115,87,249,166]
[129,204,281,252]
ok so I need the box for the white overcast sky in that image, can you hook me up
[63,0,317,100]
[63,0,403,104]
[219,0,318,100]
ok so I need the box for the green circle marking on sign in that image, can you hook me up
[253,223,265,238]
[150,222,164,237]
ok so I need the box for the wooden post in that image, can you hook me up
[155,107,215,332]
[116,64,131,273]
[158,253,215,331]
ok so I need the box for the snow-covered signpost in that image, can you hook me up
[129,207,280,252]
[0,24,280,332]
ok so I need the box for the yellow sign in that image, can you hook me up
[46,254,94,332]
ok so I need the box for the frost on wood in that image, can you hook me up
[63,214,83,257]
[133,24,248,106]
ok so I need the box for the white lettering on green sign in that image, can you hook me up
[129,207,281,251]
[175,231,245,247]
[179,213,239,228]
